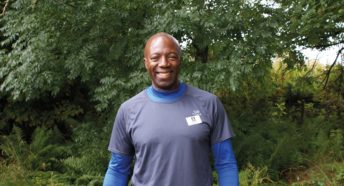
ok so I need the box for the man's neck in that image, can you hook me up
[151,83,180,94]
[147,82,186,103]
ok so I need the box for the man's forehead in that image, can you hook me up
[150,37,176,49]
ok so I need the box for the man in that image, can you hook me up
[103,32,239,186]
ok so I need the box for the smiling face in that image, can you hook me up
[144,34,181,91]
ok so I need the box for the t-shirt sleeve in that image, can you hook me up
[108,105,135,156]
[210,97,235,145]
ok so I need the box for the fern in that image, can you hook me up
[28,127,71,171]
[0,126,71,171]
[239,163,273,186]
[0,127,28,166]
[63,123,109,176]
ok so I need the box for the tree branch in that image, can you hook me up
[0,0,9,17]
[303,51,321,77]
[323,47,344,89]
[304,60,317,78]
[312,41,344,50]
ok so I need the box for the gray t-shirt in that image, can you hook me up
[108,84,234,186]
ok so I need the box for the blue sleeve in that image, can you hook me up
[103,152,133,186]
[212,139,239,186]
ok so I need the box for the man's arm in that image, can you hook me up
[103,152,133,186]
[212,139,239,186]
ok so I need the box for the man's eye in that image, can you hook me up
[150,57,159,61]
[168,56,178,60]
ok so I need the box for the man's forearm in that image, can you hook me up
[212,139,239,186]
[103,152,133,186]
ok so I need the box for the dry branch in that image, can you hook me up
[0,0,9,17]
[323,47,344,89]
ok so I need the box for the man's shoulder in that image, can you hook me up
[121,89,148,108]
[185,84,218,101]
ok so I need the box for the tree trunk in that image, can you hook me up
[193,44,209,63]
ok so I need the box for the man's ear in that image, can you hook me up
[143,58,148,69]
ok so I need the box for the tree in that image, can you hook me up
[275,0,344,87]
[0,0,152,110]
[144,0,286,92]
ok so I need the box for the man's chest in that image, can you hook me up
[128,102,212,148]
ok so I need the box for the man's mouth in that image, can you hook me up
[156,71,173,78]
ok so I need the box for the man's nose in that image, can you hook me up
[159,56,169,67]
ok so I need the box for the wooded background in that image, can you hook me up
[0,0,343,185]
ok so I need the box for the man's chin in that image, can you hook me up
[153,80,179,91]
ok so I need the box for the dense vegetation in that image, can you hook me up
[0,0,343,185]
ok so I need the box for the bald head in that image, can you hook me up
[144,32,181,58]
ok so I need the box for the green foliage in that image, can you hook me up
[288,161,344,186]
[0,162,31,186]
[328,129,344,160]
[0,126,73,185]
[0,0,149,108]
[276,0,344,50]
[0,127,28,165]
[63,123,109,175]
[239,163,273,186]
[0,123,108,185]
[233,118,304,179]
[0,126,70,170]
[74,174,103,186]
[28,171,73,186]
